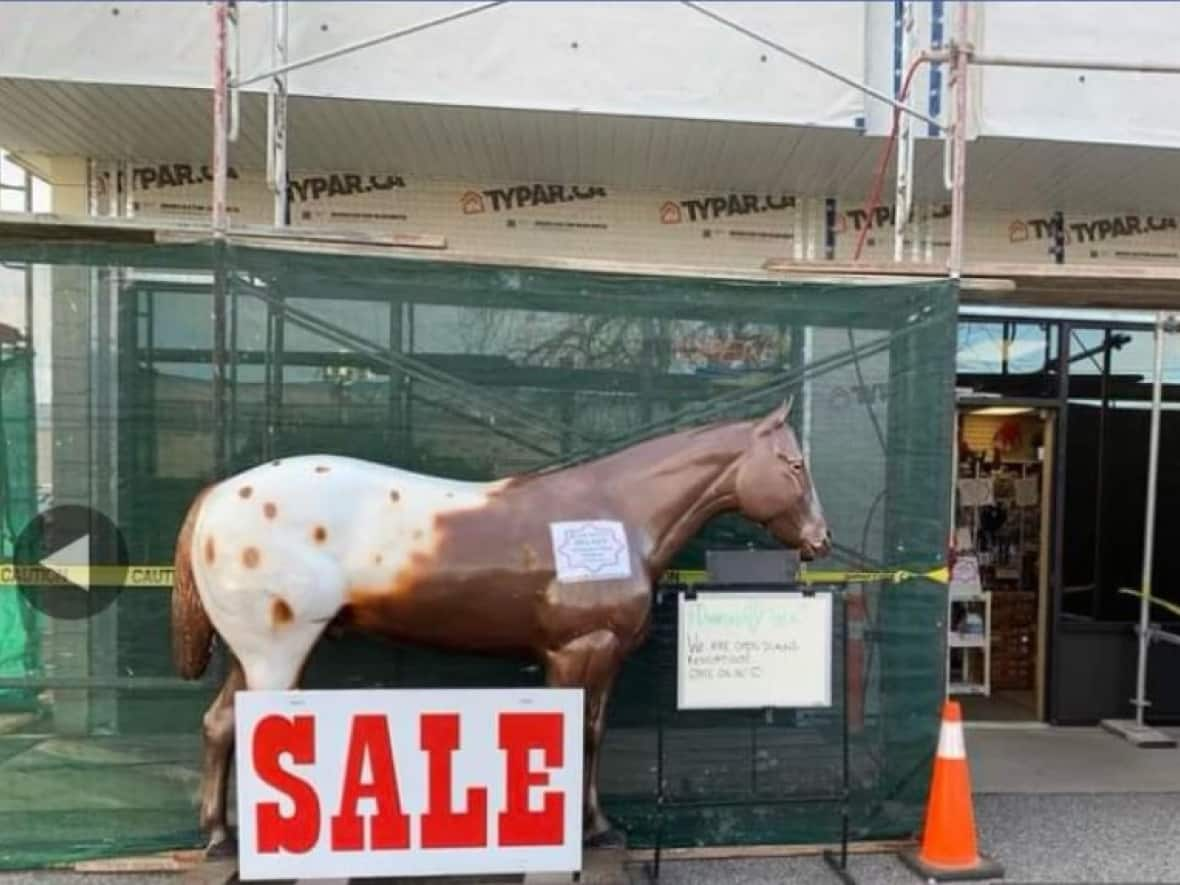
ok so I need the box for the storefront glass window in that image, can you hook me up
[1062,326,1180,622]
[956,319,1059,398]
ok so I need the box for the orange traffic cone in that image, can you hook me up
[899,700,1003,881]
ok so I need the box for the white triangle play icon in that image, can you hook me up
[42,534,90,591]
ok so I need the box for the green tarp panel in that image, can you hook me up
[0,345,36,710]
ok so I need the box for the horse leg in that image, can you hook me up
[199,655,245,857]
[544,629,623,845]
[201,611,327,857]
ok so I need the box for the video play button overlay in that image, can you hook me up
[12,505,129,620]
[42,534,91,586]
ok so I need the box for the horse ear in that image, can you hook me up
[754,398,792,436]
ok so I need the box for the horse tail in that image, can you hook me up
[171,486,215,680]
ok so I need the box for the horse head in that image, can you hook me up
[734,399,832,561]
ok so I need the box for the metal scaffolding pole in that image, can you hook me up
[212,0,231,475]
[947,1,969,279]
[971,53,1180,75]
[211,0,230,235]
[1134,315,1166,726]
[263,0,290,463]
[893,0,916,263]
[267,0,289,227]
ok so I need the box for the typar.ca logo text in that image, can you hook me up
[836,203,951,234]
[100,163,241,194]
[1009,214,1178,244]
[660,193,794,224]
[460,183,608,215]
[287,173,405,205]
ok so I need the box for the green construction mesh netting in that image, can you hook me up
[0,344,37,710]
[0,239,956,868]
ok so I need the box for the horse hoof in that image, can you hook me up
[204,834,238,860]
[584,827,626,849]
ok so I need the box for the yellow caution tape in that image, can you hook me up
[1,564,950,590]
[1118,587,1180,619]
[663,565,949,586]
[0,564,174,588]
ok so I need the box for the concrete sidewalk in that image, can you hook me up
[628,791,1180,884]
[1,791,1178,885]
[968,724,1180,794]
[0,792,1176,883]
[2,726,1177,884]
[632,726,1180,883]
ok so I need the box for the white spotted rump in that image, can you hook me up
[190,454,504,690]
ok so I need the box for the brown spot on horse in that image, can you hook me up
[271,598,293,627]
[271,599,292,627]
[204,537,215,564]
[313,525,328,543]
[390,489,400,503]
[263,502,277,519]
[238,486,253,499]
[315,465,330,474]
[242,547,260,569]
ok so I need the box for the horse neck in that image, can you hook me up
[591,421,754,574]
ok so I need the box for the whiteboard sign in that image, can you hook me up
[548,520,632,583]
[677,592,833,710]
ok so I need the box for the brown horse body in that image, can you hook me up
[172,402,830,852]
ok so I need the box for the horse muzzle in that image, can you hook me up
[799,528,833,561]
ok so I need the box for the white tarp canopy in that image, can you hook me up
[1,1,866,128]
[976,2,1180,149]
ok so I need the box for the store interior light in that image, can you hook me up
[968,406,1034,416]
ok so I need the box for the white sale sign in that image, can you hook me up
[233,688,584,881]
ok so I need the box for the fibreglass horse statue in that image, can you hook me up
[171,400,831,854]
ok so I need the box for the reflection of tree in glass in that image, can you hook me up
[462,309,670,371]
[462,309,788,376]
[514,316,669,371]
[669,322,787,374]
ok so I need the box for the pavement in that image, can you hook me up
[627,792,1180,884]
[1,727,1178,883]
[968,724,1180,794]
[1,792,1178,884]
[626,726,1180,884]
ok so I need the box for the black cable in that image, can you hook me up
[846,327,888,455]
[859,489,887,565]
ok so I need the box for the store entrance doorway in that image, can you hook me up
[950,405,1055,723]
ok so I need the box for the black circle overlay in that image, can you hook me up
[13,505,129,620]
